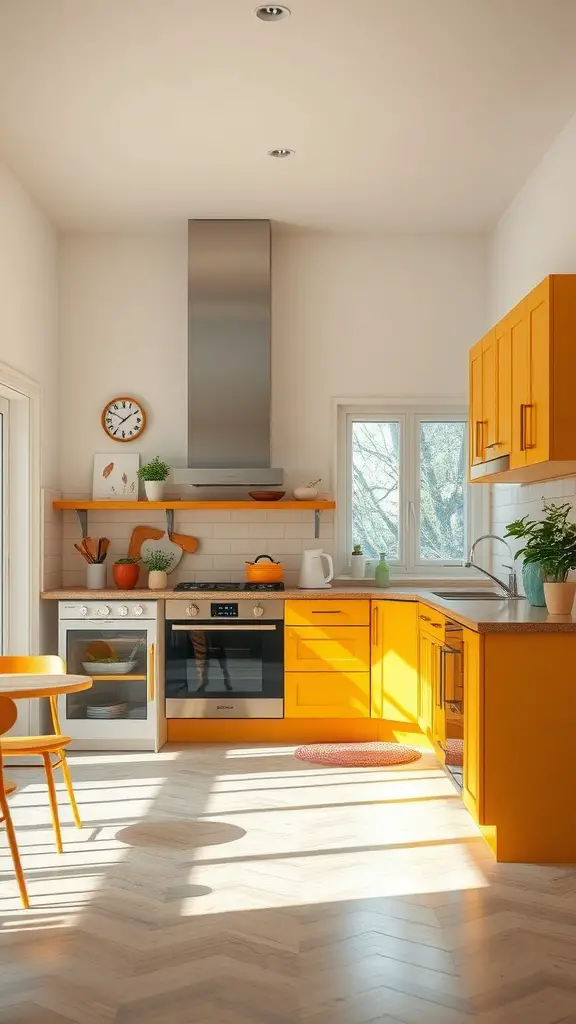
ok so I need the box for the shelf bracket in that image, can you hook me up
[75,509,88,539]
[165,509,175,536]
[314,509,321,539]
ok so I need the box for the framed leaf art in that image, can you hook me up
[92,453,140,500]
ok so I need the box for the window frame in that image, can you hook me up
[337,402,488,579]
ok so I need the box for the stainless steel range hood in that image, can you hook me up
[173,220,282,487]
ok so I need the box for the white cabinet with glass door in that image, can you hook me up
[58,600,165,750]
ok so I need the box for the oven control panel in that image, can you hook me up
[211,603,239,618]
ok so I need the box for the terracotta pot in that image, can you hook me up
[245,554,284,583]
[113,562,140,590]
[544,581,576,615]
[148,569,168,591]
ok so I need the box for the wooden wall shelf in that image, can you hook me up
[53,500,335,511]
[53,500,335,540]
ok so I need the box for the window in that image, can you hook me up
[339,405,484,576]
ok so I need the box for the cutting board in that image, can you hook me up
[128,526,199,559]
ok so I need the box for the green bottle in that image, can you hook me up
[375,551,390,588]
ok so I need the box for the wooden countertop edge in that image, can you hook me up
[40,588,576,633]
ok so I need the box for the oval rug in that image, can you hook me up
[294,741,421,767]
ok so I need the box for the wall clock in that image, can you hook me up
[101,396,146,442]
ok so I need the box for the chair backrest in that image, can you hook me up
[0,655,65,735]
[0,697,17,736]
[0,655,64,675]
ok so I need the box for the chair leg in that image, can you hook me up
[42,753,63,854]
[0,793,29,909]
[58,750,82,829]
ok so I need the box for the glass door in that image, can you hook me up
[65,627,151,724]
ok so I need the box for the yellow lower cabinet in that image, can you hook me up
[285,672,371,718]
[371,601,419,723]
[285,626,370,673]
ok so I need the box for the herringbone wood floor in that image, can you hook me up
[1,745,575,1023]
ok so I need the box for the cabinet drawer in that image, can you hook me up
[285,600,370,627]
[285,626,370,672]
[285,672,370,718]
[418,604,445,639]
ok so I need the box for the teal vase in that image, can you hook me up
[522,561,545,607]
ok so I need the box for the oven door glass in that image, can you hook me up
[166,620,283,699]
[65,628,149,721]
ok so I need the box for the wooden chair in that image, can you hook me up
[0,696,29,908]
[0,656,81,854]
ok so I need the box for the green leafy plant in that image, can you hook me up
[142,550,174,573]
[505,501,576,582]
[137,456,171,482]
[352,544,363,556]
[114,556,140,565]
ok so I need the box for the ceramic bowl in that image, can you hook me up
[248,490,286,501]
[293,487,318,500]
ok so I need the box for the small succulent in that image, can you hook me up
[114,557,140,565]
[143,550,174,573]
[352,544,363,556]
[137,456,171,482]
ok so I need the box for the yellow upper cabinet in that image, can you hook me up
[469,339,484,466]
[470,275,576,483]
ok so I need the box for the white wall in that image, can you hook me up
[489,109,576,553]
[0,162,59,487]
[59,229,487,495]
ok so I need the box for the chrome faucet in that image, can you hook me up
[465,533,519,598]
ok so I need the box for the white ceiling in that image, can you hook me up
[1,0,576,231]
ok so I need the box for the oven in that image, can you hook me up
[165,599,284,718]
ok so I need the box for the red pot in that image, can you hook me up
[113,562,140,590]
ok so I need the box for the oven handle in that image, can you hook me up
[170,624,278,632]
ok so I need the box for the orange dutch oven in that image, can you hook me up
[245,554,284,583]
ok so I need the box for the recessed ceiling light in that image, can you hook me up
[268,148,294,158]
[255,5,291,22]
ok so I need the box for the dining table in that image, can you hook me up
[0,674,92,701]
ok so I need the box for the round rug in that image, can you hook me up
[444,738,463,766]
[294,741,421,767]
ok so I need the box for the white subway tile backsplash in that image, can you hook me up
[198,539,231,555]
[267,510,303,522]
[248,523,285,539]
[269,539,309,555]
[284,523,314,539]
[230,510,268,523]
[213,522,258,539]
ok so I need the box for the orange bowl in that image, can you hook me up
[249,490,286,502]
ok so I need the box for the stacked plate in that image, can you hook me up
[86,701,129,720]
[127,704,147,720]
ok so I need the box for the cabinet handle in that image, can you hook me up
[420,614,431,622]
[520,404,536,451]
[431,622,443,629]
[148,643,155,702]
[474,420,484,459]
[311,610,341,614]
[372,605,379,647]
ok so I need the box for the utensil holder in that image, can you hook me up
[86,563,107,590]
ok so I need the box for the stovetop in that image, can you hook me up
[173,581,285,592]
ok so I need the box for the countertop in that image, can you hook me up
[40,585,576,633]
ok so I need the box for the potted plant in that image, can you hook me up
[142,549,174,590]
[505,501,576,614]
[112,557,140,590]
[138,456,171,501]
[350,543,366,579]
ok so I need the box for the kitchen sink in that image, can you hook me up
[431,590,522,601]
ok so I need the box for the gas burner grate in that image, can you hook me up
[173,581,284,592]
